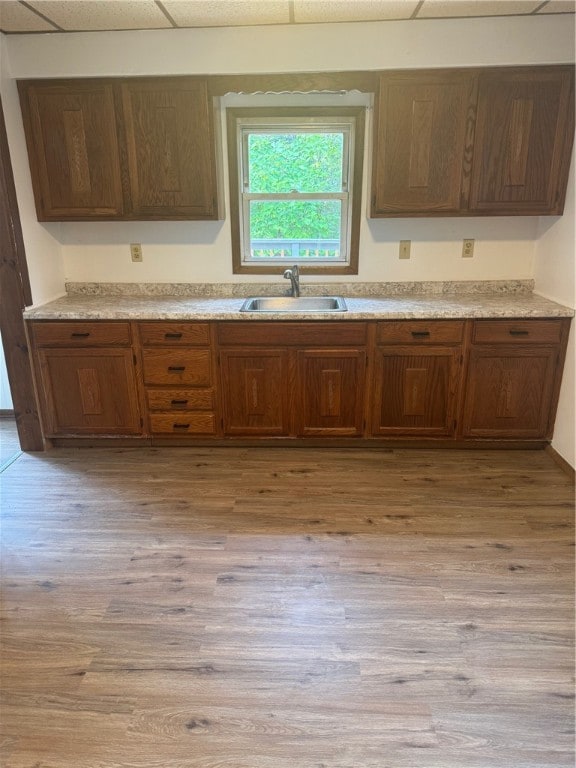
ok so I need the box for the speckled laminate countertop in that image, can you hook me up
[23,291,574,321]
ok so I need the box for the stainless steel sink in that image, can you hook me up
[240,296,347,313]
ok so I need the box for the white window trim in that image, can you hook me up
[226,105,366,276]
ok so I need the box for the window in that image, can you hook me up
[227,107,365,275]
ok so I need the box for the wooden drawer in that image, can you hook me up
[218,322,367,346]
[472,320,563,345]
[149,412,215,435]
[146,388,214,411]
[376,320,464,344]
[31,321,131,347]
[138,322,210,346]
[142,349,212,386]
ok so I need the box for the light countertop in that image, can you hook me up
[23,291,574,321]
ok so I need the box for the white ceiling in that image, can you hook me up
[0,0,574,34]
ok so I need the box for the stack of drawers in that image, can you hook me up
[138,322,217,436]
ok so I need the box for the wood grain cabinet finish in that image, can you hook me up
[29,322,141,436]
[138,322,218,436]
[371,71,475,216]
[371,65,574,217]
[469,67,575,215]
[461,319,569,439]
[371,321,464,437]
[18,81,124,220]
[217,322,368,438]
[120,78,219,219]
[18,77,220,221]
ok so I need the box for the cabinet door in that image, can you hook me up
[371,71,474,215]
[120,78,218,219]
[469,67,575,214]
[371,347,460,436]
[461,346,558,438]
[297,349,366,437]
[18,81,124,220]
[220,349,289,436]
[37,349,141,436]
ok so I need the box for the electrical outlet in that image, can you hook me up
[399,240,411,260]
[462,239,475,258]
[130,243,143,262]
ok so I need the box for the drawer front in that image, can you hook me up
[32,321,131,347]
[139,322,210,346]
[472,320,563,344]
[218,322,367,346]
[149,412,215,435]
[146,388,214,411]
[142,349,212,386]
[376,320,464,344]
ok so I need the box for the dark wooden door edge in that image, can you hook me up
[0,96,44,451]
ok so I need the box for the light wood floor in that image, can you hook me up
[0,446,574,768]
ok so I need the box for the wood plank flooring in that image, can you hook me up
[0,446,574,768]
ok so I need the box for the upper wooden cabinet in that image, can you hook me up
[120,78,218,219]
[18,77,220,221]
[371,65,574,217]
[371,71,475,216]
[469,67,575,215]
[19,81,124,220]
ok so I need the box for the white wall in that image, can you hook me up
[3,15,573,287]
[534,151,576,469]
[0,332,13,410]
[0,39,65,306]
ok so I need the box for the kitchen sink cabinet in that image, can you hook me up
[29,322,142,436]
[18,77,220,221]
[371,65,574,217]
[219,349,290,436]
[370,321,464,437]
[26,317,570,446]
[217,322,368,437]
[460,319,570,439]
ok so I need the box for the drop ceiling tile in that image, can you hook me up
[26,0,171,31]
[0,1,58,32]
[294,0,420,23]
[417,0,541,17]
[162,0,290,27]
[536,0,575,12]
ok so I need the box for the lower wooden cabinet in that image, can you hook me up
[219,349,289,436]
[35,348,141,436]
[461,319,567,439]
[28,317,570,445]
[371,347,461,437]
[297,349,366,437]
[138,322,218,436]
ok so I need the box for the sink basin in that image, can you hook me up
[240,296,347,313]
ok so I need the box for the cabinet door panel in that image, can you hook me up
[121,78,217,218]
[470,68,574,214]
[372,71,474,215]
[19,81,124,219]
[297,350,365,437]
[220,350,289,436]
[461,347,557,438]
[371,347,460,436]
[38,349,141,435]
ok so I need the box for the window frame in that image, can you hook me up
[226,106,365,275]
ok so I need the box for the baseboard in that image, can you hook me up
[544,445,576,482]
[0,409,15,418]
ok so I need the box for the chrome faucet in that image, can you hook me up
[283,265,300,297]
